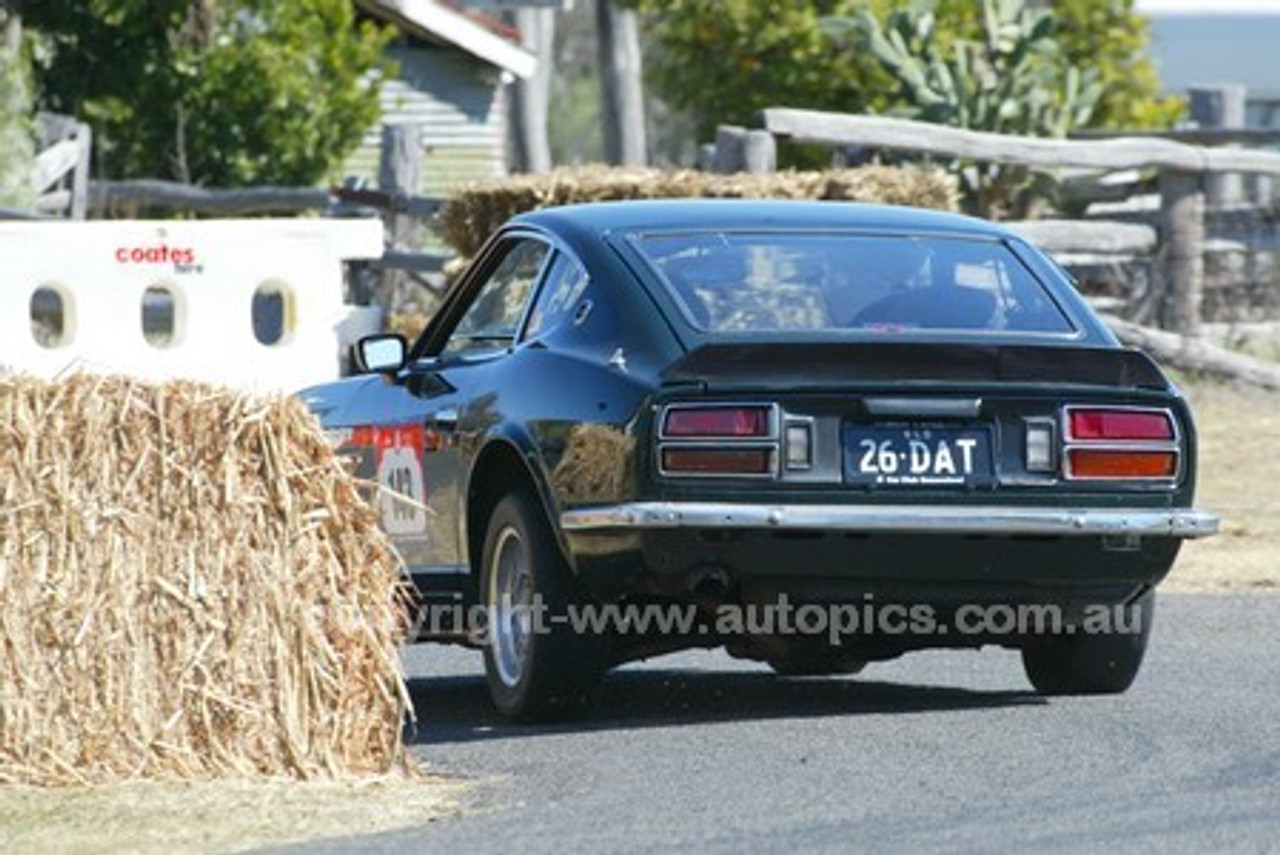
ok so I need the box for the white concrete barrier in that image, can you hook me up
[1,218,385,392]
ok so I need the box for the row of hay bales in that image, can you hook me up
[0,374,412,785]
[438,164,960,258]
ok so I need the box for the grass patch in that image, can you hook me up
[1164,381,1280,592]
[0,776,466,854]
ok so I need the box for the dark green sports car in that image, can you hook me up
[300,199,1218,720]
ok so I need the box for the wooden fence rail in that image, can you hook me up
[85,179,444,220]
[88,181,331,217]
[760,109,1280,177]
[33,113,91,219]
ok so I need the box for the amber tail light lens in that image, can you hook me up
[664,406,771,438]
[661,447,773,475]
[1066,449,1178,480]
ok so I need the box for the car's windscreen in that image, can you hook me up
[628,231,1075,335]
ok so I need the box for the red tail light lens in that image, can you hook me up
[1067,449,1178,479]
[662,447,773,475]
[663,406,771,438]
[1068,409,1173,441]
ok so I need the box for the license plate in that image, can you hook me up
[844,424,994,487]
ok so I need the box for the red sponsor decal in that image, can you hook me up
[373,424,425,458]
[114,244,199,268]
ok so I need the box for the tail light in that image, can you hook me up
[1068,409,1173,442]
[661,447,773,475]
[663,406,771,438]
[1067,449,1178,479]
[659,404,777,477]
[1063,406,1179,481]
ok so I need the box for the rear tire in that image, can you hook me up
[480,492,605,721]
[1021,591,1154,695]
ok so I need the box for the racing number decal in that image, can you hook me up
[374,425,429,536]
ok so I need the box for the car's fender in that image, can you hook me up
[463,424,576,580]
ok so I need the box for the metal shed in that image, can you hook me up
[350,0,537,196]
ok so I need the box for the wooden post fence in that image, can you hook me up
[34,113,93,219]
[1189,84,1247,207]
[711,125,776,174]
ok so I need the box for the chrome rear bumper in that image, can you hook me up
[561,502,1220,539]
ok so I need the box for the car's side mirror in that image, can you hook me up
[353,333,407,375]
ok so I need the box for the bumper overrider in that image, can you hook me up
[561,502,1220,538]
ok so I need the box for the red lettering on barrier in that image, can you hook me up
[113,244,201,272]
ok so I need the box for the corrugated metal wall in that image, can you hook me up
[342,44,508,197]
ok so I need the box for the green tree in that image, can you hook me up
[26,0,393,186]
[638,0,1179,148]
[1051,0,1182,129]
[636,0,897,146]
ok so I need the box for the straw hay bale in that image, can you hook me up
[0,374,412,785]
[439,165,960,256]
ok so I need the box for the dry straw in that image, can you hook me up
[0,374,413,786]
[439,165,960,257]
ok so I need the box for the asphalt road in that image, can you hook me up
[299,593,1280,853]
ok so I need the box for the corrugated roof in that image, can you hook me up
[357,0,536,78]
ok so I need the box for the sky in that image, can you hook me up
[1135,3,1280,101]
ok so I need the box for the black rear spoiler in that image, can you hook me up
[662,342,1169,391]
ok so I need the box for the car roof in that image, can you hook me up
[512,198,1015,241]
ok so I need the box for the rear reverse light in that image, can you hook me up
[1066,449,1178,480]
[1068,409,1173,441]
[661,447,773,475]
[784,422,813,469]
[1024,420,1056,473]
[1062,406,1180,481]
[663,406,772,438]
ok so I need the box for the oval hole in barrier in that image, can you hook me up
[142,283,183,348]
[251,279,295,346]
[30,283,74,348]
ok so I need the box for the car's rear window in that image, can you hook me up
[627,231,1075,335]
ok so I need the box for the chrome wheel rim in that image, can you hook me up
[488,525,534,688]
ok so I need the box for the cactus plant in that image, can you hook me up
[824,0,1103,217]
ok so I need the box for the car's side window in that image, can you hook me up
[442,239,551,358]
[523,252,589,341]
